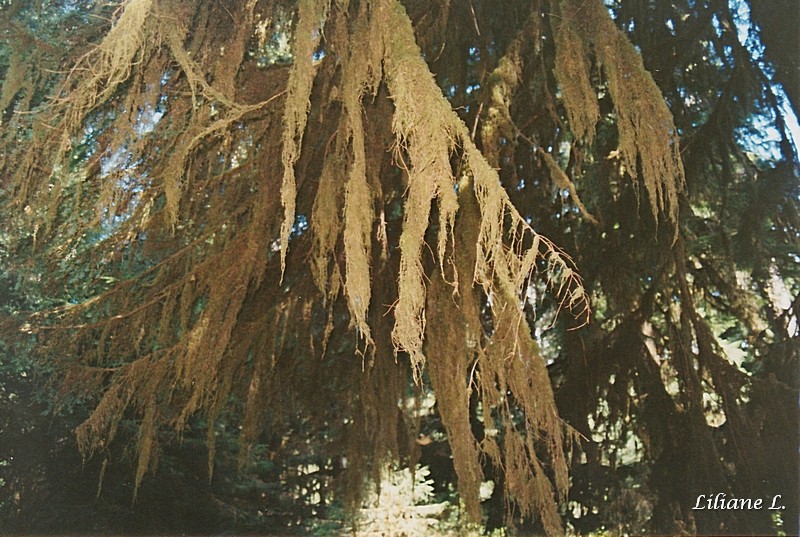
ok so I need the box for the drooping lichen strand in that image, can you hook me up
[61,0,154,135]
[342,107,375,342]
[310,133,346,299]
[280,0,331,277]
[380,1,585,529]
[381,0,459,378]
[553,0,685,228]
[552,13,599,144]
[382,2,575,369]
[425,273,484,521]
[340,3,384,344]
[0,50,32,118]
[600,27,685,226]
[380,0,587,374]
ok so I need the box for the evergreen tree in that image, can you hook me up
[1,0,796,534]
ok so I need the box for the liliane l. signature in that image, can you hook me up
[692,493,785,511]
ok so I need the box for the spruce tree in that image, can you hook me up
[1,0,796,534]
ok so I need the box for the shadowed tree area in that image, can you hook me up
[0,0,797,535]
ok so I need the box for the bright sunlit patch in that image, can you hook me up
[731,0,800,158]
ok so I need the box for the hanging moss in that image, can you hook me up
[553,0,684,228]
[3,0,794,534]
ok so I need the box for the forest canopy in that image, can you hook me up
[0,0,797,535]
